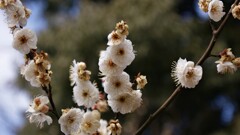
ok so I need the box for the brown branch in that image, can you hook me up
[134,0,239,134]
[42,84,60,119]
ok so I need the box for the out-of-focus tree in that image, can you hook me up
[18,0,240,135]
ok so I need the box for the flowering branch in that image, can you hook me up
[134,0,239,134]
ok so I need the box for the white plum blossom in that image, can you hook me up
[103,72,132,95]
[58,108,84,135]
[98,51,125,75]
[107,39,135,67]
[130,90,143,111]
[5,0,25,27]
[171,58,203,88]
[80,111,101,134]
[12,28,37,54]
[69,60,80,86]
[108,91,142,114]
[21,60,41,87]
[26,96,52,128]
[27,112,52,128]
[73,81,99,108]
[208,0,225,22]
[107,31,126,46]
[216,61,237,74]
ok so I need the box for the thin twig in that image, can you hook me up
[134,0,239,134]
[42,84,60,119]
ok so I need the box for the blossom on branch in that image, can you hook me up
[208,0,225,22]
[58,108,84,135]
[171,58,203,88]
[232,4,240,20]
[73,81,99,108]
[215,48,238,74]
[12,28,37,54]
[26,96,52,128]
[80,111,101,134]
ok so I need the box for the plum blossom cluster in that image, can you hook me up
[171,58,203,88]
[216,48,240,74]
[198,0,240,22]
[0,0,54,129]
[99,21,145,115]
[59,61,111,135]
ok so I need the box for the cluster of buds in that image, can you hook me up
[107,119,122,135]
[135,73,148,89]
[232,4,240,20]
[107,20,129,46]
[215,48,240,74]
[26,96,52,128]
[21,51,52,88]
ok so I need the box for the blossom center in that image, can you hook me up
[118,96,125,103]
[186,68,194,78]
[114,81,121,88]
[67,116,75,124]
[19,35,28,44]
[118,48,125,55]
[82,91,89,98]
[108,60,116,68]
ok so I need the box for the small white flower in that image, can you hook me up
[58,108,84,135]
[216,61,237,74]
[131,90,143,111]
[171,58,203,88]
[21,60,41,87]
[107,31,126,46]
[73,81,99,108]
[27,112,52,128]
[5,0,25,27]
[108,91,140,114]
[208,0,225,22]
[103,72,132,95]
[12,28,37,54]
[98,51,125,76]
[108,39,135,67]
[26,96,52,128]
[80,111,100,134]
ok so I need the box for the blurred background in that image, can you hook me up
[1,0,240,135]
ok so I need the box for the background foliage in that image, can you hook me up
[18,0,240,134]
